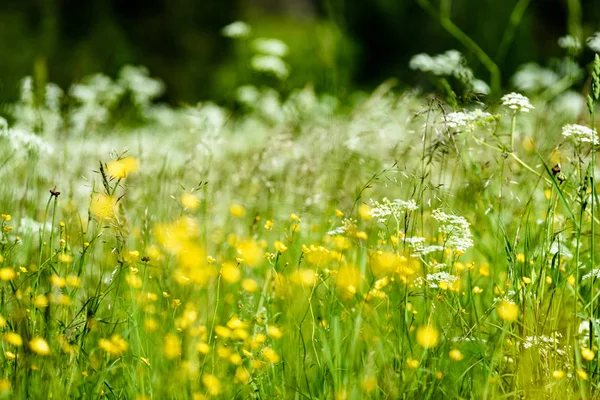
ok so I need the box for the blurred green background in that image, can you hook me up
[1,0,599,104]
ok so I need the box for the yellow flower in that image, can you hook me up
[0,378,10,392]
[181,193,200,210]
[107,157,139,179]
[58,253,73,263]
[335,209,344,217]
[496,300,519,322]
[416,325,439,349]
[90,194,117,219]
[359,204,371,220]
[355,231,368,240]
[577,369,588,380]
[202,374,222,396]
[98,334,128,356]
[267,325,283,339]
[29,338,50,355]
[242,279,259,293]
[582,348,595,361]
[274,241,288,253]
[449,349,464,361]
[234,367,250,384]
[163,333,181,359]
[553,370,565,380]
[290,213,301,222]
[516,253,525,263]
[0,268,15,281]
[472,286,483,294]
[522,276,531,285]
[221,262,241,283]
[264,219,274,230]
[33,295,49,308]
[4,332,23,347]
[406,358,420,368]
[229,204,246,218]
[261,347,280,363]
[361,376,377,392]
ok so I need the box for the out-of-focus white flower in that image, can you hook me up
[253,38,288,57]
[473,79,491,95]
[552,91,585,120]
[251,55,289,79]
[501,92,534,113]
[511,63,559,93]
[445,109,493,132]
[587,32,600,53]
[237,85,260,106]
[221,21,251,39]
[119,65,164,108]
[0,127,54,156]
[562,124,598,144]
[558,35,582,52]
[409,50,463,76]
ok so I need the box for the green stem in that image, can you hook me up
[417,0,501,93]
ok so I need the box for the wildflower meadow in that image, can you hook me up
[3,14,600,400]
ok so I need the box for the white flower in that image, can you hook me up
[587,32,600,53]
[432,209,473,253]
[512,63,559,93]
[253,38,288,57]
[558,35,581,52]
[426,272,459,288]
[409,50,463,76]
[251,55,289,79]
[369,198,418,223]
[445,109,493,131]
[501,92,534,113]
[221,21,251,39]
[562,124,598,144]
[582,269,600,281]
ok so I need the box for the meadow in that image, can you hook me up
[2,24,600,399]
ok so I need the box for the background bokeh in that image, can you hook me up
[1,0,599,104]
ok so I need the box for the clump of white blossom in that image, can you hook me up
[587,32,600,53]
[445,109,494,132]
[251,55,289,79]
[511,63,559,93]
[409,50,490,94]
[432,209,473,253]
[414,272,459,289]
[558,35,581,52]
[501,92,535,113]
[369,198,419,223]
[403,236,427,251]
[562,124,598,145]
[253,38,288,57]
[327,218,357,236]
[221,21,251,39]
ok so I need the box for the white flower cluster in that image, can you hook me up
[426,272,459,289]
[562,124,598,145]
[414,245,444,255]
[582,269,600,281]
[253,38,288,57]
[445,109,493,132]
[0,125,54,156]
[501,92,534,113]
[327,218,357,236]
[511,63,559,93]
[369,197,418,223]
[221,21,251,39]
[409,50,490,94]
[558,35,581,52]
[118,65,165,110]
[251,56,289,79]
[403,236,427,251]
[587,32,600,53]
[250,38,289,80]
[523,334,560,349]
[432,209,473,253]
